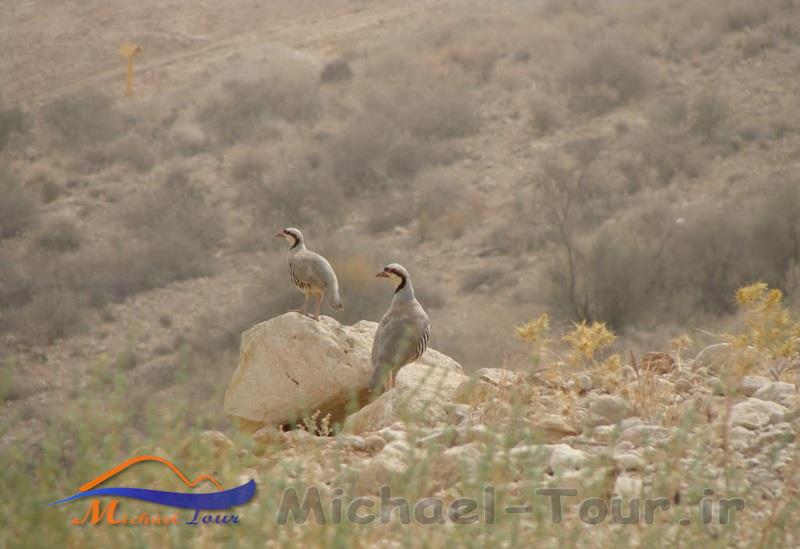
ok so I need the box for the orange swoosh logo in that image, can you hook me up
[79,455,224,492]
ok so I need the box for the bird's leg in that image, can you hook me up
[293,292,311,317]
[313,292,323,321]
[389,371,396,389]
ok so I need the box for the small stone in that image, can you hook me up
[730,398,788,430]
[577,374,593,392]
[739,375,771,397]
[589,395,633,424]
[615,453,645,471]
[337,434,366,451]
[592,425,617,443]
[753,382,797,408]
[614,475,642,498]
[548,444,587,474]
[619,425,669,447]
[252,426,283,445]
[364,434,387,452]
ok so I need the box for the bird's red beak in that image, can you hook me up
[375,271,389,278]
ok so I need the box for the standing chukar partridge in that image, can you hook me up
[369,263,430,393]
[275,227,343,320]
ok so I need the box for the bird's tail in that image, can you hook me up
[329,285,344,310]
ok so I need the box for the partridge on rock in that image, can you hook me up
[275,227,343,320]
[369,263,430,393]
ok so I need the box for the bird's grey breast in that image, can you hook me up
[372,300,429,371]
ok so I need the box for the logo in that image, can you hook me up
[51,455,256,526]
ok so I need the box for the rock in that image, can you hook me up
[252,426,283,446]
[619,424,669,447]
[343,361,468,434]
[509,444,554,473]
[475,368,521,387]
[730,398,788,430]
[753,382,797,408]
[444,403,471,425]
[358,440,412,493]
[592,425,618,443]
[548,444,587,474]
[453,378,497,405]
[588,395,634,425]
[739,375,771,397]
[192,431,235,456]
[337,434,366,451]
[614,475,642,498]
[455,424,498,446]
[224,314,463,431]
[531,414,579,442]
[614,453,645,472]
[576,374,593,392]
[434,442,484,488]
[417,427,457,447]
[363,435,386,453]
[729,426,755,452]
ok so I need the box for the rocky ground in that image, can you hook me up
[206,312,799,546]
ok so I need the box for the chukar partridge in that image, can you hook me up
[368,263,430,393]
[275,227,343,320]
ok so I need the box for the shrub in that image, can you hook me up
[0,105,26,151]
[459,266,510,293]
[564,43,652,114]
[43,93,131,149]
[41,180,63,203]
[14,288,85,344]
[529,96,562,135]
[35,216,82,251]
[198,63,321,146]
[691,92,728,142]
[320,58,353,83]
[0,170,38,238]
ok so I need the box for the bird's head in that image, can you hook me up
[275,227,304,249]
[376,263,409,292]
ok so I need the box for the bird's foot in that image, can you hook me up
[291,309,313,319]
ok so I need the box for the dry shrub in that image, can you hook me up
[0,105,26,151]
[721,1,769,32]
[241,154,344,232]
[86,133,156,172]
[690,91,728,143]
[413,168,484,242]
[35,216,82,252]
[198,62,321,146]
[529,95,562,135]
[0,169,38,239]
[563,41,652,114]
[459,266,512,294]
[320,58,353,84]
[448,40,502,83]
[551,184,800,329]
[14,288,85,344]
[43,93,131,150]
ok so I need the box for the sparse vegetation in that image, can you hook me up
[0,169,38,239]
[35,215,82,251]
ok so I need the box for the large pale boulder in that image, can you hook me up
[343,358,468,434]
[224,313,464,432]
